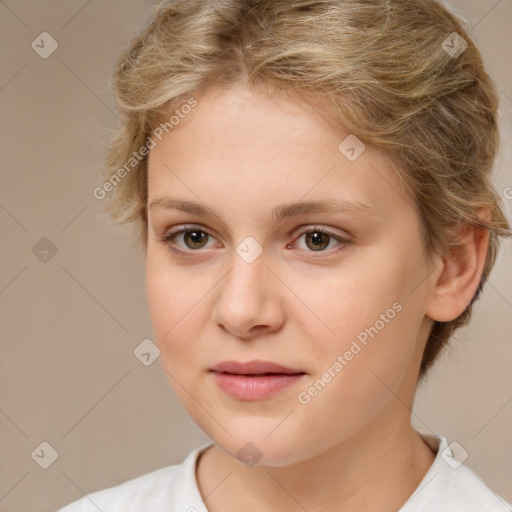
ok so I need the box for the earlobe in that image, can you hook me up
[425,220,490,323]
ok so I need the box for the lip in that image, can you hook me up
[209,360,307,401]
[211,360,304,375]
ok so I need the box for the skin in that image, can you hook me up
[145,83,489,511]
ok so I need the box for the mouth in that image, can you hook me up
[210,360,305,375]
[209,360,307,400]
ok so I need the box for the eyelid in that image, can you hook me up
[293,224,351,242]
[164,223,215,239]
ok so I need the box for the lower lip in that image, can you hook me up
[211,372,306,400]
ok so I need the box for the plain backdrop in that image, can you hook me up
[0,1,511,511]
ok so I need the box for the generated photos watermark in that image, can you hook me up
[297,301,403,405]
[92,97,198,200]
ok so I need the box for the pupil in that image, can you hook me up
[186,231,206,248]
[307,232,329,251]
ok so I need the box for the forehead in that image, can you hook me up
[147,85,414,222]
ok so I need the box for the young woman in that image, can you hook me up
[59,0,511,510]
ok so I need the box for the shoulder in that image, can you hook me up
[55,465,179,511]
[55,443,212,512]
[402,433,512,512]
[436,463,512,511]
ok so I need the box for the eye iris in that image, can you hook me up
[184,230,207,249]
[306,231,329,251]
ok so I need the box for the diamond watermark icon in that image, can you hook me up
[31,441,58,469]
[338,134,366,162]
[441,440,468,469]
[442,32,467,58]
[134,338,160,366]
[32,237,58,263]
[31,32,59,59]
[236,236,263,264]
[236,442,262,468]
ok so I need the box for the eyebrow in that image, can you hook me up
[148,196,378,224]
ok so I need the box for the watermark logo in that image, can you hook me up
[93,97,198,201]
[441,440,468,469]
[31,32,58,59]
[31,441,58,469]
[442,32,468,59]
[32,237,58,263]
[338,134,366,162]
[236,236,263,264]
[134,338,160,366]
[297,301,403,405]
[236,442,263,468]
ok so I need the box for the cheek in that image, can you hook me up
[293,304,422,452]
[300,256,409,339]
[145,249,199,361]
[303,243,425,380]
[146,265,207,425]
[146,250,172,336]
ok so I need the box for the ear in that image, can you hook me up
[425,213,490,322]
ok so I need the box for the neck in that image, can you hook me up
[196,407,435,512]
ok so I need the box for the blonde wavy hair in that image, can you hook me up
[101,0,511,377]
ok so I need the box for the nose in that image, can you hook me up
[212,249,285,340]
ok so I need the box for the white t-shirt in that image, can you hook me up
[56,432,511,511]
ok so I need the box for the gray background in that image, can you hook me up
[0,1,511,511]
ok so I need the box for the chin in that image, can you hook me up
[209,429,311,468]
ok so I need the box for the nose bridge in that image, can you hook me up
[223,239,268,303]
[214,238,281,336]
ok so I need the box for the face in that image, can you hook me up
[146,84,435,466]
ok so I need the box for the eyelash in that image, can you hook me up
[159,224,351,258]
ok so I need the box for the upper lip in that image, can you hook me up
[210,360,305,375]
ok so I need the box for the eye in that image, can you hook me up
[290,226,351,254]
[161,225,217,255]
[159,224,351,256]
